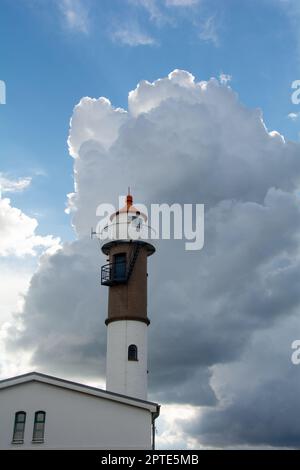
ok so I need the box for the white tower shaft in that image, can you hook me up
[106,320,148,399]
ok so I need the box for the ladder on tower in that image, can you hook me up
[126,243,141,281]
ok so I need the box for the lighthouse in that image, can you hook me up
[100,192,155,400]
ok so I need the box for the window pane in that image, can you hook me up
[114,254,126,280]
[16,413,26,423]
[13,412,26,442]
[14,431,23,441]
[33,412,46,441]
[128,344,138,360]
[33,429,44,440]
[36,412,45,422]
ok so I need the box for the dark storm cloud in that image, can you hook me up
[185,312,300,448]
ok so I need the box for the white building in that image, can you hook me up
[0,372,159,450]
[0,193,160,450]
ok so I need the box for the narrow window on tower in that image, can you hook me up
[32,411,46,443]
[12,411,26,444]
[113,253,127,281]
[128,344,138,361]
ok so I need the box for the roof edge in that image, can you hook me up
[0,372,160,413]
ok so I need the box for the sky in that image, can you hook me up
[1,0,300,449]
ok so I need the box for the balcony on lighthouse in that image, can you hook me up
[101,253,127,286]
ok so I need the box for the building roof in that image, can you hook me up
[0,372,160,416]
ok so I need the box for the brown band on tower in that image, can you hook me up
[105,316,150,326]
[105,242,150,326]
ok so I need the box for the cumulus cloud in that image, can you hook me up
[219,73,232,84]
[0,197,60,257]
[0,259,34,379]
[0,186,61,379]
[7,69,300,448]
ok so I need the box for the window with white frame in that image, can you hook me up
[12,411,26,444]
[32,411,46,443]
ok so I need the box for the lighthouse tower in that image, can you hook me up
[100,192,155,400]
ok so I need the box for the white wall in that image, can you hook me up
[106,320,148,400]
[0,381,152,449]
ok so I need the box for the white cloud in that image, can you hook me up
[288,112,299,120]
[132,0,200,15]
[111,25,156,46]
[0,174,31,196]
[58,0,90,34]
[165,0,200,6]
[129,0,163,22]
[67,96,128,158]
[0,197,60,257]
[199,15,219,46]
[0,174,61,378]
[156,404,200,449]
[219,73,232,85]
[128,0,200,29]
[0,260,34,379]
[128,69,197,117]
[0,262,31,325]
